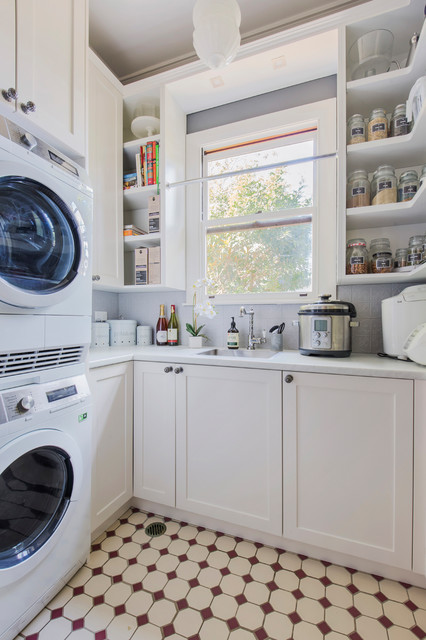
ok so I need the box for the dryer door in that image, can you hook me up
[0,175,87,308]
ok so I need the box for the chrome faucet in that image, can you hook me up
[239,306,266,350]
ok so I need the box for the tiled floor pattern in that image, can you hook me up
[15,508,426,640]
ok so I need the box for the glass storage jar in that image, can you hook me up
[390,104,409,136]
[367,108,388,141]
[347,170,370,208]
[369,237,393,273]
[394,248,408,269]
[347,114,366,144]
[407,235,424,266]
[398,170,419,202]
[371,165,397,205]
[346,238,369,274]
[420,165,426,187]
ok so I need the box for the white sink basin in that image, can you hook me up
[198,348,277,359]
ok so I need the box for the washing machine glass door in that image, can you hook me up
[0,446,73,568]
[0,176,82,308]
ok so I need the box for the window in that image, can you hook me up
[186,99,336,304]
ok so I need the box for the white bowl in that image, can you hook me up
[130,116,160,139]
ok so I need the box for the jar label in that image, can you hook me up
[352,186,366,196]
[378,180,392,191]
[408,253,422,263]
[395,117,407,127]
[350,256,365,265]
[403,185,418,194]
[376,258,391,269]
[372,122,386,132]
[351,126,364,135]
[156,330,168,344]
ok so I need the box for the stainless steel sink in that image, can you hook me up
[199,348,277,359]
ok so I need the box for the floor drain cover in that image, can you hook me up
[145,522,167,537]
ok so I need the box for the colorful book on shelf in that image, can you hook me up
[123,172,137,190]
[155,142,159,185]
[143,145,148,187]
[139,145,146,186]
[123,224,147,236]
[135,153,142,188]
[146,141,154,185]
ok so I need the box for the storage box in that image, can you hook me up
[148,246,161,285]
[148,195,160,233]
[125,248,148,285]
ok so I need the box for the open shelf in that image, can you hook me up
[338,260,426,285]
[123,184,159,210]
[123,134,161,167]
[123,232,160,251]
[346,184,426,230]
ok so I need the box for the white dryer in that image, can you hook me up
[0,116,93,375]
[0,372,91,640]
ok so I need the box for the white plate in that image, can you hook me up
[131,116,160,138]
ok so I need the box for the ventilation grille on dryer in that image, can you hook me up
[0,346,85,377]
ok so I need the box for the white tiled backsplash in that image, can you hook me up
[93,283,422,354]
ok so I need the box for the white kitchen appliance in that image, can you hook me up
[381,285,426,358]
[0,116,93,376]
[403,323,426,365]
[0,371,91,640]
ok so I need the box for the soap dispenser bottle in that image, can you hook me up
[227,317,239,349]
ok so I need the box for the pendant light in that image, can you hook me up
[193,0,241,69]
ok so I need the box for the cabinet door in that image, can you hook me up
[283,371,413,569]
[16,0,86,155]
[176,365,282,534]
[88,57,123,288]
[0,0,16,113]
[134,362,176,507]
[89,363,133,533]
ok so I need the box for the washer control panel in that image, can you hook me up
[310,316,331,349]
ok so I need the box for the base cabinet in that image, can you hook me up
[88,362,133,533]
[283,371,413,569]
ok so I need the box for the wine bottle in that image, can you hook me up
[167,304,178,346]
[156,304,168,346]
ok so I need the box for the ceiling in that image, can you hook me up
[89,0,370,83]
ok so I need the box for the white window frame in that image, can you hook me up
[185,98,337,305]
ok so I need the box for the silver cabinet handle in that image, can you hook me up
[285,375,293,383]
[20,101,36,114]
[92,275,101,281]
[174,367,183,374]
[164,366,173,373]
[2,87,18,102]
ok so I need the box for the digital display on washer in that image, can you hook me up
[48,150,79,176]
[46,385,77,403]
[314,319,328,332]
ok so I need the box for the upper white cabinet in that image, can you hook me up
[88,53,124,288]
[0,0,87,157]
[283,371,413,569]
[338,2,426,284]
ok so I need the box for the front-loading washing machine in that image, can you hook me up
[0,371,92,640]
[0,116,93,376]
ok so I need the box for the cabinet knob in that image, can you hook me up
[92,275,101,281]
[20,100,36,114]
[164,366,173,373]
[285,375,293,384]
[174,367,183,374]
[2,87,18,102]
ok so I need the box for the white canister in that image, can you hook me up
[137,325,153,346]
[108,319,137,346]
[91,322,109,348]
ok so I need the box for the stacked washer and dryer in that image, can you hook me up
[0,116,93,640]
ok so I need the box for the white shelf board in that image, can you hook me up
[346,105,426,174]
[123,134,160,166]
[93,282,184,294]
[123,233,160,251]
[123,184,159,211]
[346,185,426,230]
[338,261,426,285]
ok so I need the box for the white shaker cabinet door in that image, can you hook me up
[89,362,133,533]
[0,0,16,113]
[176,365,282,535]
[283,371,413,569]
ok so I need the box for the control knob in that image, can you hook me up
[20,132,37,151]
[18,395,35,413]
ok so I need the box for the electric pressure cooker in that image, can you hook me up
[297,294,358,357]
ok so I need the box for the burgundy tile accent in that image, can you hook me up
[372,574,384,582]
[141,542,150,550]
[147,512,155,517]
[405,600,419,611]
[106,531,115,538]
[180,521,188,527]
[189,578,199,588]
[73,586,84,596]
[153,590,165,601]
[178,554,188,562]
[189,635,201,640]
[249,556,259,565]
[164,516,172,522]
[169,533,179,541]
[147,564,157,573]
[298,554,308,561]
[135,523,144,530]
[347,584,359,594]
[199,560,208,569]
[72,618,85,631]
[26,635,39,640]
[254,542,263,549]
[275,547,286,554]
[163,624,176,637]
[167,571,177,580]
[128,557,138,565]
[51,608,63,619]
[159,548,168,556]
[347,606,361,618]
[207,544,217,552]
[177,598,189,610]
[266,580,279,592]
[216,531,224,538]
[112,575,123,583]
[235,537,244,543]
[261,602,273,614]
[295,569,306,579]
[289,611,302,625]
[319,597,332,609]
[320,576,332,587]
[188,538,197,546]
[131,507,139,513]
[220,567,231,576]
[108,551,119,559]
[119,517,128,524]
[93,567,102,576]
[317,621,332,634]
[114,604,125,616]
[211,586,222,596]
[412,627,426,639]
[133,582,143,592]
[227,617,240,630]
[235,594,247,605]
[201,607,214,620]
[378,615,393,629]
[227,550,238,559]
[321,560,332,567]
[197,526,206,532]
[255,628,268,640]
[374,591,388,603]
[91,543,101,551]
[345,566,357,575]
[137,614,149,626]
[95,632,107,640]
[243,574,254,584]
[291,589,304,600]
[271,562,282,572]
[94,595,104,606]
[123,536,132,543]
[348,633,363,640]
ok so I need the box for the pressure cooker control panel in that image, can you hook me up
[310,316,331,349]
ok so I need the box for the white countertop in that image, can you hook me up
[88,345,426,380]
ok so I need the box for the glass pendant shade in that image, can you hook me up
[193,0,241,69]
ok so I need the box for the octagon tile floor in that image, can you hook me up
[14,508,426,640]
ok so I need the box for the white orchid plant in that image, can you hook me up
[186,278,217,340]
